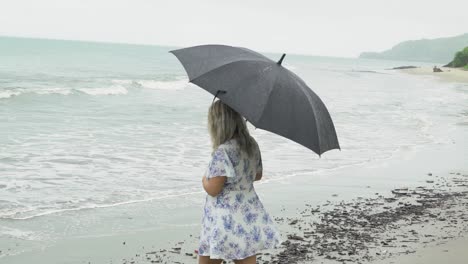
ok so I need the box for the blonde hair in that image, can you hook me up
[208,100,255,156]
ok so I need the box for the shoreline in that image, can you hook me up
[397,66,468,83]
[3,122,467,264]
[1,68,467,264]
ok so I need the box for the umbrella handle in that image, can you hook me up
[212,90,227,103]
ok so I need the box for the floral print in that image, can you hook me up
[199,138,282,260]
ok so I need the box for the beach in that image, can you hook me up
[398,66,468,83]
[1,37,468,264]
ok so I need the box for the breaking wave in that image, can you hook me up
[0,78,193,100]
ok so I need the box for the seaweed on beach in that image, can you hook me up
[262,172,468,264]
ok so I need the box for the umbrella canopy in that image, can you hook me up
[170,45,340,156]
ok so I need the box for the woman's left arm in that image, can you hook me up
[202,176,226,197]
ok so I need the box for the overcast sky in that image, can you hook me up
[1,0,467,57]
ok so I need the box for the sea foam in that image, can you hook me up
[0,90,21,99]
[112,78,193,90]
[77,85,128,95]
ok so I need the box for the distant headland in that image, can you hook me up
[360,33,468,63]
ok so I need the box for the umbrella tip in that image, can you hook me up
[277,53,286,65]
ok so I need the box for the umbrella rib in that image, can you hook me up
[289,71,322,155]
[255,67,281,124]
[188,59,272,84]
[255,69,322,154]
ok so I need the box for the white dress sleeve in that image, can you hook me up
[206,145,236,180]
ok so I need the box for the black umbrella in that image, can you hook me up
[170,45,340,156]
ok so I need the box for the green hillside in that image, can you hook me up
[359,33,468,63]
[445,46,468,68]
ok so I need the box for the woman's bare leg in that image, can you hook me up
[198,255,223,264]
[233,255,256,264]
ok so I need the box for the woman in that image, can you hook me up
[198,100,282,264]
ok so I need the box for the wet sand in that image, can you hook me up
[374,236,468,264]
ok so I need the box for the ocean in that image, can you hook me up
[0,36,467,243]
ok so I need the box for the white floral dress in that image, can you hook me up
[198,138,282,260]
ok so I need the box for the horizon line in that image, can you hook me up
[0,34,357,60]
